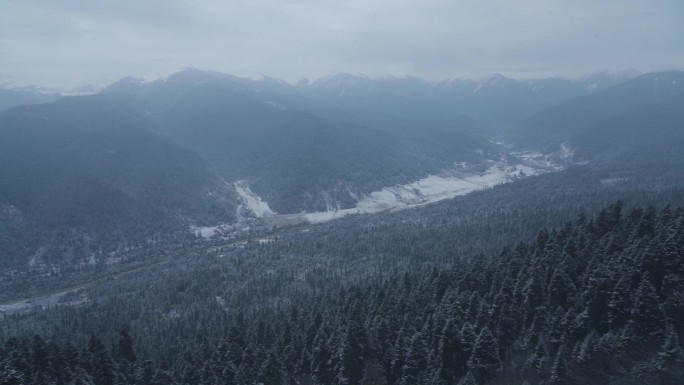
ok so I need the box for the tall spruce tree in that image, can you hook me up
[467,327,500,383]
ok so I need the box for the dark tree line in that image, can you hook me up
[2,202,683,384]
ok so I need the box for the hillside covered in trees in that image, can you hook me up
[2,202,683,385]
[3,2,683,385]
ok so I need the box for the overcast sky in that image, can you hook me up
[1,0,683,88]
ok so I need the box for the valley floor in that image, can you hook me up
[190,151,563,238]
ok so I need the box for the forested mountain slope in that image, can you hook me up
[0,69,678,273]
[1,85,682,380]
[144,84,438,213]
[299,73,484,138]
[0,87,59,112]
[103,69,496,213]
[571,93,684,165]
[0,94,236,269]
[2,203,682,385]
[515,71,684,150]
[303,71,631,134]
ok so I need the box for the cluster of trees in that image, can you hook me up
[2,202,683,384]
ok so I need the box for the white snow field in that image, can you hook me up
[234,180,276,217]
[301,162,541,223]
[232,154,558,226]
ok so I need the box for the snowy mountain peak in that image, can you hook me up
[309,73,371,89]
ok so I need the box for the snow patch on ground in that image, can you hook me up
[198,153,564,230]
[188,181,276,240]
[511,148,570,171]
[600,177,632,186]
[236,155,560,226]
[234,180,276,217]
[28,246,46,267]
[301,162,541,224]
[0,203,21,220]
[560,142,574,160]
[190,225,221,239]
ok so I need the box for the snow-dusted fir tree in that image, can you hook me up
[467,327,501,383]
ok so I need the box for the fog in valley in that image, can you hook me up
[1,2,683,385]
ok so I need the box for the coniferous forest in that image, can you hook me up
[1,71,684,384]
[2,4,684,383]
[2,202,683,385]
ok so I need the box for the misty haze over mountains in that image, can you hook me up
[2,68,684,385]
[1,67,683,269]
[3,1,684,384]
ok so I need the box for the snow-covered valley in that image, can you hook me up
[298,163,541,224]
[188,150,568,239]
[217,152,563,230]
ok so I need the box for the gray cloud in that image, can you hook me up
[1,0,683,88]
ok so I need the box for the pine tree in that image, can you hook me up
[460,323,477,360]
[566,308,588,346]
[457,371,478,385]
[438,319,466,383]
[63,343,80,375]
[548,307,567,351]
[0,359,25,385]
[311,328,333,385]
[114,325,136,363]
[474,302,491,330]
[526,338,547,375]
[236,345,258,385]
[593,201,622,237]
[360,360,388,385]
[181,365,200,385]
[494,303,515,362]
[661,274,684,327]
[30,335,48,385]
[135,360,154,385]
[70,368,95,385]
[524,308,544,349]
[295,346,312,377]
[523,275,545,311]
[654,326,684,372]
[225,326,245,365]
[582,272,610,333]
[87,335,114,385]
[399,331,427,385]
[548,344,568,385]
[663,230,684,276]
[259,351,285,385]
[465,292,482,321]
[333,325,364,385]
[630,277,666,339]
[548,268,576,308]
[150,369,173,385]
[45,341,65,385]
[219,326,245,385]
[608,275,633,328]
[638,241,667,290]
[573,330,596,364]
[467,327,500,384]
